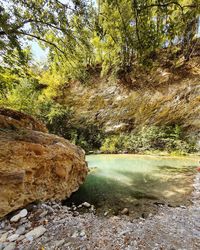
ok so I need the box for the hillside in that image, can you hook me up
[49,57,200,153]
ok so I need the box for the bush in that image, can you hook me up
[100,125,197,154]
[100,135,124,153]
[0,78,41,115]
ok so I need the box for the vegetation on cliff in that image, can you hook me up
[0,0,199,154]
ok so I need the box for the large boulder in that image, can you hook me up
[0,108,88,218]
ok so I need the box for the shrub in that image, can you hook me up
[100,125,197,154]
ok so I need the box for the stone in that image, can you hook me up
[3,243,16,250]
[0,243,3,250]
[71,231,79,238]
[10,209,28,223]
[10,214,21,223]
[90,205,95,213]
[39,211,48,218]
[0,232,8,242]
[73,211,79,217]
[0,221,5,229]
[19,209,28,218]
[15,226,26,235]
[17,235,25,241]
[54,239,65,247]
[121,208,129,215]
[79,230,86,237]
[0,108,88,218]
[82,202,91,208]
[0,108,47,133]
[7,234,19,242]
[25,225,46,239]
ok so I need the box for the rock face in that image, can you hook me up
[0,108,88,218]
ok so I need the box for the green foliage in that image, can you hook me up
[101,126,197,154]
[100,135,124,153]
[45,104,104,152]
[0,78,42,115]
[1,0,199,82]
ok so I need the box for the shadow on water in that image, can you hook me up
[64,162,196,218]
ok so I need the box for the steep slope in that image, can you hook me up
[56,58,200,141]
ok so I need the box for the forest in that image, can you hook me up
[0,0,200,154]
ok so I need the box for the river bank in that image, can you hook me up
[0,172,200,250]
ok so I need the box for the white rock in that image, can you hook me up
[82,202,91,208]
[54,239,65,247]
[10,214,21,223]
[10,209,28,223]
[25,225,46,239]
[71,231,79,238]
[0,221,5,229]
[7,234,19,242]
[15,226,26,235]
[3,243,16,250]
[121,208,129,215]
[19,209,28,218]
[17,235,25,241]
[0,232,8,242]
[79,230,86,237]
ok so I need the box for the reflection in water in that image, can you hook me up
[65,154,198,218]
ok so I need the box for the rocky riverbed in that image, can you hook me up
[0,173,200,250]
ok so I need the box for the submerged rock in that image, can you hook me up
[0,108,88,218]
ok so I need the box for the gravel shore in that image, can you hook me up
[1,173,200,250]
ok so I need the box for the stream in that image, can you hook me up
[65,154,199,218]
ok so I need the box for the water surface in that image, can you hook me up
[65,154,199,217]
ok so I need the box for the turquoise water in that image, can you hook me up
[65,154,199,217]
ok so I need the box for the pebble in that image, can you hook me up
[0,221,5,229]
[71,231,79,238]
[54,239,65,247]
[15,226,26,235]
[82,202,91,208]
[10,214,21,223]
[73,211,79,217]
[10,209,28,223]
[0,232,8,242]
[39,210,48,218]
[90,205,95,213]
[7,234,19,242]
[79,230,86,237]
[121,208,129,215]
[19,209,28,218]
[3,243,16,250]
[0,243,3,250]
[25,225,46,239]
[180,205,186,209]
[17,235,25,241]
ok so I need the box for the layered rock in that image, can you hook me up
[0,108,88,218]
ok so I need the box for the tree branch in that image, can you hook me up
[16,31,65,55]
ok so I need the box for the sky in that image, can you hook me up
[31,41,48,61]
